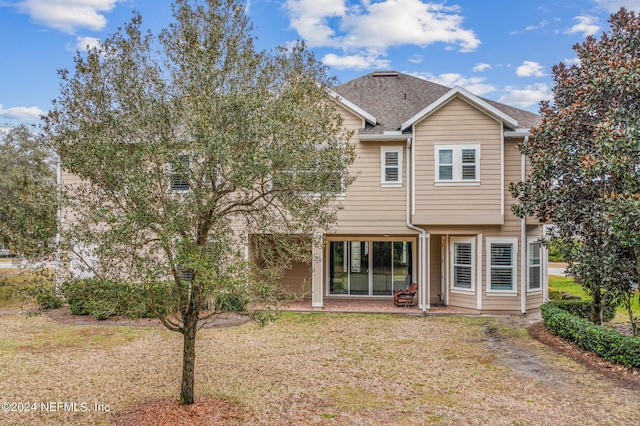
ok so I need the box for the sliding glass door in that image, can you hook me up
[329,240,412,296]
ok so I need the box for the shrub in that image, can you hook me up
[212,291,249,313]
[541,303,640,369]
[61,278,178,320]
[548,299,616,322]
[36,291,63,310]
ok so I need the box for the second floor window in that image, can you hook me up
[435,145,480,183]
[169,155,191,192]
[381,147,402,187]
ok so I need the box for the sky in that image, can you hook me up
[1,0,640,126]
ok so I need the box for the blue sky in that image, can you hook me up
[1,0,639,126]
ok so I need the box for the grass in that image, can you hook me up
[0,268,54,310]
[548,274,640,322]
[1,311,639,425]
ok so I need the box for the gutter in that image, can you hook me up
[405,138,429,312]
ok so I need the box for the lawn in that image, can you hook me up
[1,311,639,425]
[548,274,640,321]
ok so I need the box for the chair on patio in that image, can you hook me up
[393,282,418,307]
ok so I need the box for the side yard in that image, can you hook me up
[0,310,639,425]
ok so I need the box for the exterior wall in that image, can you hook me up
[412,97,504,225]
[422,140,545,312]
[333,105,415,235]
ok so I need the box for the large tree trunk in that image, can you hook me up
[180,314,197,405]
[180,283,201,405]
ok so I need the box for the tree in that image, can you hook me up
[511,8,640,330]
[44,0,354,405]
[0,125,57,260]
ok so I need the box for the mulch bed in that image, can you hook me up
[527,321,640,390]
[113,397,247,426]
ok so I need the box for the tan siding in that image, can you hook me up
[280,260,312,297]
[333,104,415,235]
[413,97,503,225]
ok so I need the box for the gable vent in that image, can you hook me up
[373,71,399,77]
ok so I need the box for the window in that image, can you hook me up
[450,237,474,291]
[381,147,402,187]
[528,240,541,291]
[329,240,412,296]
[487,238,518,292]
[435,145,480,183]
[170,155,191,191]
[272,146,344,195]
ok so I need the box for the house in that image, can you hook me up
[279,71,545,314]
[58,70,546,315]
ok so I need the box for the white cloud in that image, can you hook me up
[473,62,491,72]
[284,0,480,63]
[68,35,102,52]
[14,0,122,34]
[322,53,390,70]
[594,0,640,12]
[499,83,551,108]
[565,15,601,37]
[516,61,546,78]
[0,104,45,121]
[410,72,496,95]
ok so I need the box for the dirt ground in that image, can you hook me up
[36,308,639,425]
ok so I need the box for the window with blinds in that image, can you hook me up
[381,147,402,187]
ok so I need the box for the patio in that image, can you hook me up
[282,298,481,315]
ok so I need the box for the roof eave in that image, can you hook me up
[327,89,377,126]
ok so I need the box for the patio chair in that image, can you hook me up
[393,282,418,307]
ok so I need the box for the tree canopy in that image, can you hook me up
[44,0,354,404]
[512,8,640,331]
[0,125,57,260]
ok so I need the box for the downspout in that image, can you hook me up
[406,138,429,312]
[520,136,529,314]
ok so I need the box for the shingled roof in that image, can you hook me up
[333,71,540,134]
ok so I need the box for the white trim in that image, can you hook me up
[434,144,480,183]
[400,86,519,131]
[486,237,519,294]
[380,146,403,187]
[449,236,476,293]
[327,89,377,126]
[527,238,543,293]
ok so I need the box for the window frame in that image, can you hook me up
[169,154,192,192]
[527,238,542,292]
[450,237,475,293]
[272,145,346,197]
[380,146,403,187]
[486,237,518,294]
[434,144,480,185]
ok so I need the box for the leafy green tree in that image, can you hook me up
[512,8,640,330]
[0,125,57,260]
[44,0,354,405]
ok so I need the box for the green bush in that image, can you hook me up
[61,279,178,320]
[212,291,249,313]
[548,299,616,322]
[541,303,640,369]
[36,290,63,310]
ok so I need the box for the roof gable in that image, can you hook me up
[333,71,540,134]
[400,86,518,131]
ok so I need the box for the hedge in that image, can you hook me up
[541,303,640,369]
[61,279,178,320]
[547,299,616,322]
[60,278,249,320]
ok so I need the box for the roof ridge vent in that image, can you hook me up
[372,71,399,77]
